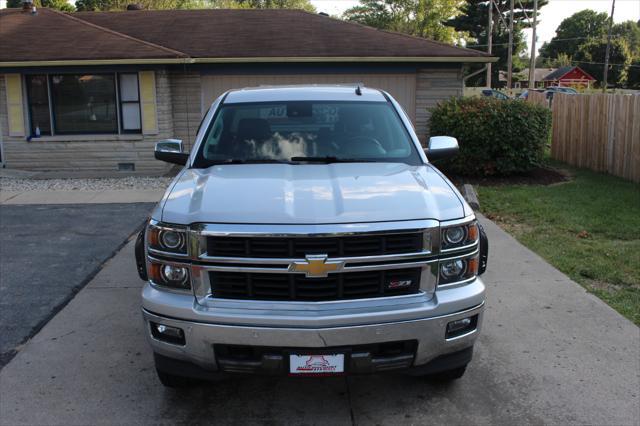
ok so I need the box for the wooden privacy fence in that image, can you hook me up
[527,90,549,108]
[545,93,640,183]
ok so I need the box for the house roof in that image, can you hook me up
[521,68,557,82]
[498,68,556,82]
[543,66,596,81]
[0,8,185,63]
[0,8,494,67]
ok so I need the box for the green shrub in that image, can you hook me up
[428,97,552,176]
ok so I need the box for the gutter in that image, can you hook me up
[0,56,498,68]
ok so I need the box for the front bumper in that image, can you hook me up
[141,278,485,374]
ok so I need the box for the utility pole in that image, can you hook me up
[528,0,538,89]
[486,0,493,88]
[507,0,515,90]
[602,0,616,92]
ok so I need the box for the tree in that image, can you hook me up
[75,0,213,10]
[627,59,640,89]
[8,0,75,11]
[546,52,572,68]
[539,9,608,61]
[231,0,315,12]
[574,38,632,87]
[447,0,548,87]
[343,0,467,45]
[612,21,640,59]
[75,0,315,11]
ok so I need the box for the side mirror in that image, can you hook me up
[426,136,459,161]
[154,139,189,166]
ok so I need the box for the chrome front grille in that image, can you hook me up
[206,233,424,258]
[209,268,422,301]
[167,220,443,304]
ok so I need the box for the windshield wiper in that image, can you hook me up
[290,156,377,163]
[203,158,291,166]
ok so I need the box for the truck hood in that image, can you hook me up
[159,163,466,225]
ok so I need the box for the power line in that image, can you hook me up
[530,57,640,68]
[466,35,626,48]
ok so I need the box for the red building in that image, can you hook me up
[542,66,596,89]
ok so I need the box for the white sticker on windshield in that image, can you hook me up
[260,105,287,119]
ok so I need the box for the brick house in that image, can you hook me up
[0,7,494,172]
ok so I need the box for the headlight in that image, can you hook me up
[441,220,479,250]
[444,227,466,245]
[149,261,191,290]
[147,222,188,255]
[439,253,479,286]
[160,230,184,250]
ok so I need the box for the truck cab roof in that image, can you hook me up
[223,85,387,104]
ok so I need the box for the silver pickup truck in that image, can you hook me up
[135,85,488,387]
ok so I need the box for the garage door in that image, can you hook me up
[201,74,417,122]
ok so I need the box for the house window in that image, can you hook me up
[50,74,117,134]
[25,73,143,136]
[25,75,51,136]
[118,73,141,132]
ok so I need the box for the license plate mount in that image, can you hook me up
[289,353,345,375]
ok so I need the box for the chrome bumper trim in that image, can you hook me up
[143,302,484,370]
[195,250,434,265]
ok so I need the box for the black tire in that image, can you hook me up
[156,369,195,388]
[425,365,467,382]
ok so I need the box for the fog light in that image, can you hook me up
[446,315,478,339]
[150,322,185,345]
[160,265,189,288]
[441,259,466,279]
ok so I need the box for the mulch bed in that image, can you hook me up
[448,166,571,187]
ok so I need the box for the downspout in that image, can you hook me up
[463,65,488,88]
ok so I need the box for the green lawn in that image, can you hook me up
[478,165,640,325]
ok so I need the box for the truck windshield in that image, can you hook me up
[193,101,422,167]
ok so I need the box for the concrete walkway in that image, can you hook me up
[0,189,164,205]
[0,217,638,425]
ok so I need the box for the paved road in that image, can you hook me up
[0,203,154,366]
[0,217,638,425]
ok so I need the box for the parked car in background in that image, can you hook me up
[517,89,545,100]
[481,89,510,100]
[546,86,578,94]
[136,85,489,387]
[545,86,578,101]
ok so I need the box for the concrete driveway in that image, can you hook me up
[0,203,153,366]
[0,217,638,425]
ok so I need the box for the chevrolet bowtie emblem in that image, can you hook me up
[289,254,344,278]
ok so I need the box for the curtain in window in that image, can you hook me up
[50,74,117,134]
[26,75,51,136]
[119,73,141,132]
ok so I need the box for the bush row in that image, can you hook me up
[428,97,552,176]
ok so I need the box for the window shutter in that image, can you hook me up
[5,74,25,137]
[138,71,158,135]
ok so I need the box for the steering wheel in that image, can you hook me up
[343,135,386,157]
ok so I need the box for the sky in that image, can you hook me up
[310,0,640,55]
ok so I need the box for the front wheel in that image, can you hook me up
[156,369,196,388]
[425,365,467,382]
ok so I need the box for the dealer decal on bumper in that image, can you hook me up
[289,354,345,374]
